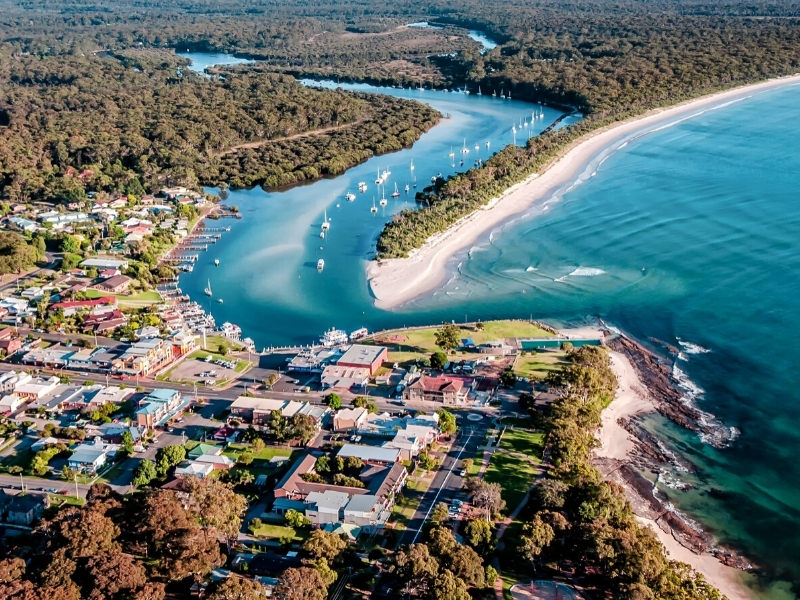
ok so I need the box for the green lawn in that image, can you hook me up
[250,523,307,542]
[499,417,537,429]
[513,351,570,379]
[84,289,162,304]
[484,429,545,511]
[366,320,555,365]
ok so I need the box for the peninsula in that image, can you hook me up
[367,73,800,309]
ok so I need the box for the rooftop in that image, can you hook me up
[337,444,400,464]
[337,344,387,366]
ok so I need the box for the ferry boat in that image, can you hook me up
[391,183,400,198]
[214,259,220,266]
[358,182,367,192]
[350,327,368,341]
[320,327,348,347]
[345,191,356,201]
[204,279,212,297]
[317,259,325,271]
[321,209,330,232]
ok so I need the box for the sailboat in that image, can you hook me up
[204,279,212,297]
[474,143,480,151]
[461,139,470,154]
[464,85,470,95]
[507,91,511,99]
[500,89,504,99]
[391,183,401,198]
[413,175,417,189]
[477,86,482,96]
[345,191,356,201]
[320,231,325,239]
[371,198,378,213]
[485,141,491,149]
[358,181,367,192]
[492,89,497,97]
[410,159,415,172]
[380,187,388,206]
[375,169,384,185]
[321,209,330,232]
[404,183,410,193]
[448,147,455,159]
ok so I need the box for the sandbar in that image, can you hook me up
[367,73,800,309]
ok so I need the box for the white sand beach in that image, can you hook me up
[367,73,800,309]
[603,350,756,600]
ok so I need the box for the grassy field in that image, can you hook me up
[513,351,570,379]
[225,445,298,462]
[250,523,307,542]
[84,289,162,306]
[484,429,545,511]
[367,320,555,365]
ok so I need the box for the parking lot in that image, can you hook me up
[166,356,240,387]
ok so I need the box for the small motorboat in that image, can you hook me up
[217,299,224,304]
[214,259,219,266]
[317,259,324,271]
[345,192,356,201]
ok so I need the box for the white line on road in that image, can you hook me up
[411,429,474,544]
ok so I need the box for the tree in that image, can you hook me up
[285,509,311,528]
[248,517,263,534]
[61,235,80,253]
[429,569,470,600]
[183,477,248,543]
[315,455,331,474]
[430,351,448,369]
[391,544,439,597]
[432,502,450,524]
[485,565,498,588]
[344,456,363,473]
[500,366,517,388]
[436,409,457,435]
[206,576,267,600]
[120,430,134,457]
[275,567,327,600]
[269,410,288,441]
[85,551,148,600]
[289,413,317,445]
[238,451,254,465]
[303,529,346,561]
[464,518,495,556]
[434,324,461,351]
[448,544,485,588]
[155,445,186,475]
[132,459,157,487]
[520,512,555,562]
[324,392,341,409]
[265,373,279,388]
[252,437,265,452]
[465,479,506,518]
[352,396,368,408]
[313,557,337,586]
[461,458,474,473]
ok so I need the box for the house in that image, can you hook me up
[320,365,370,390]
[80,258,129,270]
[0,328,22,355]
[0,371,31,394]
[135,388,187,429]
[187,443,222,459]
[212,426,238,443]
[304,490,350,526]
[31,436,60,451]
[68,437,118,473]
[194,454,234,470]
[333,407,368,432]
[229,397,329,426]
[0,490,50,525]
[49,296,117,316]
[336,345,388,376]
[175,461,214,478]
[14,376,60,400]
[30,385,84,414]
[0,395,22,414]
[94,275,132,294]
[7,217,38,233]
[97,423,141,444]
[83,309,127,333]
[403,375,469,405]
[99,268,121,279]
[336,444,400,465]
[474,377,500,402]
[247,553,303,578]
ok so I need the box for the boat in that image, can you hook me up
[448,147,455,159]
[477,86,482,96]
[474,143,479,151]
[317,259,325,271]
[459,159,464,166]
[204,279,212,297]
[512,125,517,134]
[375,169,384,185]
[382,166,391,178]
[217,299,223,303]
[410,159,415,171]
[320,327,348,347]
[214,259,219,266]
[321,209,330,231]
[492,89,497,97]
[431,175,437,183]
[461,139,470,154]
[507,91,511,99]
[336,203,340,208]
[380,187,388,206]
[413,175,417,188]
[350,327,368,341]
[345,192,356,201]
[371,198,378,213]
[404,183,410,193]
[486,141,491,149]
[358,182,367,192]
[320,231,325,239]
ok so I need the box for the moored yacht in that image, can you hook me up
[317,259,325,271]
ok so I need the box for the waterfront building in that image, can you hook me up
[336,344,388,376]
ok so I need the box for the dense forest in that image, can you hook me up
[0,50,438,201]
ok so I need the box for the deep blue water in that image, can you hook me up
[179,52,800,598]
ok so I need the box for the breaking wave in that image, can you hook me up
[672,363,740,446]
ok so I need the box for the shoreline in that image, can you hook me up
[600,342,755,600]
[367,73,800,309]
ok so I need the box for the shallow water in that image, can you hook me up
[179,52,800,597]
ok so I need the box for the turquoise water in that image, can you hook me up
[179,52,800,597]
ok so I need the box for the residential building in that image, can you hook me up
[343,494,382,529]
[304,490,350,526]
[83,309,127,333]
[175,461,214,478]
[68,437,118,473]
[0,371,31,394]
[187,443,222,459]
[169,330,197,356]
[333,407,368,432]
[0,395,22,414]
[403,375,469,405]
[336,444,400,465]
[336,345,388,376]
[113,338,174,376]
[0,328,22,355]
[0,490,50,525]
[135,388,188,429]
[49,296,117,317]
[94,275,132,294]
[30,385,84,414]
[194,454,234,470]
[14,376,60,400]
[31,437,60,452]
[80,258,129,270]
[97,423,141,444]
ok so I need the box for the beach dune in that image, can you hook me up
[367,74,800,309]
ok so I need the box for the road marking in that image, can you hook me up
[411,430,474,544]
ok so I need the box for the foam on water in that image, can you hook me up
[672,363,739,447]
[677,339,711,355]
[568,267,606,276]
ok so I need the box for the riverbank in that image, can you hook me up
[599,343,755,600]
[367,73,800,309]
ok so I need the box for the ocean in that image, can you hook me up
[180,52,800,598]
